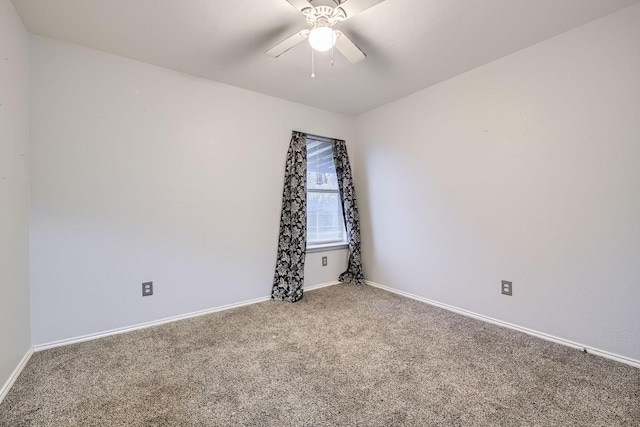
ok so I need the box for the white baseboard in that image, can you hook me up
[34,281,342,352]
[0,347,34,405]
[366,281,640,369]
[34,295,271,351]
[306,280,341,291]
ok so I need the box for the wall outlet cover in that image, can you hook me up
[501,280,512,296]
[142,281,153,296]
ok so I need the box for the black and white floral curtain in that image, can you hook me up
[271,131,307,302]
[332,139,365,285]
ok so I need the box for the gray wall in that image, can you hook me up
[28,36,353,346]
[354,5,640,361]
[0,0,31,392]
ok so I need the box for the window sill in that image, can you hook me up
[306,243,348,253]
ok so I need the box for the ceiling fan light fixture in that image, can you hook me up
[308,26,336,52]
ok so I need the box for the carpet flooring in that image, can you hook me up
[1,284,639,426]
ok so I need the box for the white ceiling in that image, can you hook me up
[12,0,639,116]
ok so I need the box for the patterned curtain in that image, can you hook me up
[332,139,365,285]
[271,131,307,302]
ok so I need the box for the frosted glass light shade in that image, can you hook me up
[308,27,336,52]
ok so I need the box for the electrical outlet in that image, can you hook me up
[322,256,327,267]
[142,281,153,296]
[501,280,512,296]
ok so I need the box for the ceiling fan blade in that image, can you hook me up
[334,31,366,63]
[336,0,386,19]
[265,30,310,58]
[285,0,314,14]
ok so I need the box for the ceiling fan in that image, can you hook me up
[265,0,386,72]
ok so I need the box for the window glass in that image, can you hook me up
[306,138,346,245]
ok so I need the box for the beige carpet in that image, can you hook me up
[1,284,638,426]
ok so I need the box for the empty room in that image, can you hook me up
[1,0,639,425]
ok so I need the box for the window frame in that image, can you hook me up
[305,136,347,250]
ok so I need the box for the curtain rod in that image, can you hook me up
[295,131,344,143]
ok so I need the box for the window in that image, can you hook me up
[306,137,346,247]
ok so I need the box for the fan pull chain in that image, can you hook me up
[331,44,334,66]
[311,48,316,78]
